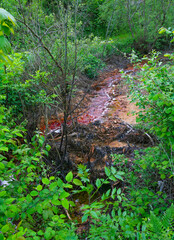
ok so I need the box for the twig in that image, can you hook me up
[64,208,72,221]
[115,116,154,146]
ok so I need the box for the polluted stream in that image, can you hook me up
[40,62,152,224]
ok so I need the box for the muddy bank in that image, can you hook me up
[41,58,154,177]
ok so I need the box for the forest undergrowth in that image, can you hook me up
[0,2,174,240]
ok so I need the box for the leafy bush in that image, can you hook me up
[124,50,174,153]
[82,54,105,78]
[112,148,173,216]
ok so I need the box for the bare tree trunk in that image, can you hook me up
[102,0,118,57]
[127,0,135,39]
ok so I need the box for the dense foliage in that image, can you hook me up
[0,2,174,240]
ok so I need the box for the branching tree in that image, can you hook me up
[9,0,88,171]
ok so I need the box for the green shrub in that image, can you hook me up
[82,54,105,78]
[124,50,174,153]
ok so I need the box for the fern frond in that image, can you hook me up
[161,204,174,230]
[149,211,163,235]
[148,205,174,239]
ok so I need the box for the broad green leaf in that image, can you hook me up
[0,162,5,169]
[36,185,43,191]
[117,188,121,195]
[51,199,61,206]
[109,175,117,181]
[49,176,55,180]
[61,199,69,210]
[73,179,82,186]
[42,178,50,185]
[1,224,9,233]
[0,191,6,197]
[44,231,51,240]
[105,167,110,177]
[0,36,11,54]
[161,174,166,180]
[0,8,16,25]
[91,211,99,219]
[37,230,44,236]
[5,198,15,204]
[26,194,32,202]
[65,171,73,182]
[82,214,88,223]
[30,191,38,197]
[49,182,57,190]
[43,210,50,220]
[159,27,166,34]
[46,144,51,151]
[52,215,60,221]
[0,146,8,152]
[96,178,101,188]
[115,174,123,181]
[59,191,70,199]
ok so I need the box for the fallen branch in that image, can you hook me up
[115,116,155,146]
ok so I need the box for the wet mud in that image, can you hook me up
[40,59,154,176]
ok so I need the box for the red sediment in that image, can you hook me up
[39,63,141,134]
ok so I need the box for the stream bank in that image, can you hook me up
[39,55,154,178]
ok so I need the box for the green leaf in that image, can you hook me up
[42,178,50,185]
[0,162,5,169]
[51,199,61,206]
[13,132,23,137]
[73,179,82,186]
[43,210,49,220]
[49,182,57,190]
[46,144,51,151]
[0,146,8,152]
[16,237,25,240]
[37,230,44,236]
[115,174,123,181]
[1,224,9,233]
[36,185,43,191]
[65,171,73,182]
[161,174,166,180]
[0,233,4,240]
[59,191,70,199]
[26,194,32,202]
[44,231,51,240]
[49,176,55,180]
[117,188,121,195]
[159,27,166,34]
[42,150,48,156]
[109,175,117,181]
[91,211,99,219]
[82,214,88,223]
[105,167,110,177]
[30,191,38,197]
[0,8,16,26]
[96,178,101,188]
[61,199,69,210]
[162,161,168,165]
[52,215,59,221]
[0,191,6,197]
[152,94,159,101]
[0,36,11,54]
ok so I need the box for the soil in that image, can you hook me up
[39,55,155,227]
[40,55,154,176]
